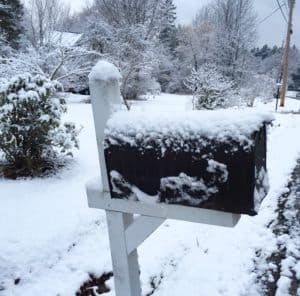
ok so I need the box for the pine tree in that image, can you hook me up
[159,0,177,55]
[0,74,79,178]
[0,0,24,49]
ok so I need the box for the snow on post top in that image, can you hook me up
[89,61,122,82]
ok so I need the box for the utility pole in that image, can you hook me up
[275,41,285,111]
[280,0,295,107]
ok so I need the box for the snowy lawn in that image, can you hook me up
[1,94,300,296]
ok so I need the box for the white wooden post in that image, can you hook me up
[88,61,165,296]
[106,211,141,296]
[88,61,123,193]
[87,61,240,296]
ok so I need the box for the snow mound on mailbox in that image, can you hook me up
[104,109,274,216]
[105,109,274,153]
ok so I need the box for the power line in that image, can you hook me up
[276,0,288,22]
[259,3,285,24]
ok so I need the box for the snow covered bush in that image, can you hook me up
[0,45,101,89]
[253,74,277,103]
[185,64,233,110]
[239,74,277,107]
[0,74,79,177]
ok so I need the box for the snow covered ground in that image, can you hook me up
[1,94,300,296]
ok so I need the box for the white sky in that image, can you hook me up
[63,0,300,47]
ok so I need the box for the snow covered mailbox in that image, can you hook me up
[105,109,271,216]
[86,61,273,296]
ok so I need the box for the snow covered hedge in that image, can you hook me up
[0,74,79,177]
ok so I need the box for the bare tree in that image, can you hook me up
[176,5,215,79]
[77,0,170,100]
[212,0,257,83]
[0,45,103,85]
[92,0,163,39]
[26,0,71,47]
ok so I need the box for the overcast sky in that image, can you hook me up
[65,0,300,47]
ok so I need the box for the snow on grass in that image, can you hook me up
[254,97,300,114]
[129,93,193,112]
[63,93,90,104]
[0,104,110,295]
[1,94,300,295]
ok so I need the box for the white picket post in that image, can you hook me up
[106,211,142,296]
[88,61,123,193]
[88,61,148,296]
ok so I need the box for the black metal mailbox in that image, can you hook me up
[104,122,270,216]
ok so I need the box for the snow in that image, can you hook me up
[86,176,102,193]
[254,96,300,114]
[0,104,105,295]
[207,159,228,182]
[276,276,292,296]
[109,170,159,203]
[63,93,90,104]
[106,109,274,154]
[254,167,269,212]
[88,61,122,82]
[50,31,82,47]
[109,168,225,206]
[1,93,300,295]
[132,186,160,204]
[160,173,219,205]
